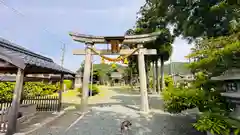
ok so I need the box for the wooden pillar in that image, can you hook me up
[71,75,76,89]
[155,60,160,93]
[6,68,24,135]
[137,44,149,114]
[152,62,157,94]
[160,56,165,91]
[58,74,64,112]
[81,43,93,112]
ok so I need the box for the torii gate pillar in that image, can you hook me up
[81,42,93,113]
[137,44,149,113]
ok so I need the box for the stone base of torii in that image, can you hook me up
[69,32,161,114]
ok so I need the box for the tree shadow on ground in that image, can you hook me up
[65,104,206,135]
[111,94,165,111]
[107,87,165,111]
[108,87,141,95]
[28,102,206,135]
[60,86,204,135]
[108,87,159,95]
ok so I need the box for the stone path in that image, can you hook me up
[26,86,206,135]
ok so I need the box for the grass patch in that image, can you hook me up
[51,89,79,97]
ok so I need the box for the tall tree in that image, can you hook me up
[144,0,240,41]
[125,1,175,91]
[187,31,240,78]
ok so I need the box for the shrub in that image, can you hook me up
[164,75,174,88]
[162,86,205,113]
[63,80,72,90]
[0,82,15,102]
[149,77,153,88]
[0,82,59,102]
[193,112,240,135]
[148,76,173,89]
[23,82,58,97]
[77,84,100,96]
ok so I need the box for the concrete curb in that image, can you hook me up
[13,111,66,135]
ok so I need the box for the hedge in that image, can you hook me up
[149,75,174,89]
[0,82,60,102]
[77,84,100,96]
[162,84,205,113]
[63,80,73,90]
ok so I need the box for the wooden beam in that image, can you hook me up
[73,49,157,55]
[0,60,15,68]
[6,68,24,135]
[71,75,76,89]
[58,74,64,112]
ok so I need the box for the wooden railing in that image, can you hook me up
[0,105,9,133]
[0,95,59,133]
[22,96,59,111]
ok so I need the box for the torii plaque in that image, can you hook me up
[69,31,160,114]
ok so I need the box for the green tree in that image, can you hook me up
[186,32,240,134]
[136,0,240,133]
[187,32,240,78]
[145,0,240,41]
[125,1,175,90]
[76,61,85,73]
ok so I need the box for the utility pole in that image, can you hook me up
[60,44,66,92]
[61,44,66,68]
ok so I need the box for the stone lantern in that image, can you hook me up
[211,68,240,120]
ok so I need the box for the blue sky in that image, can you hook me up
[0,0,193,72]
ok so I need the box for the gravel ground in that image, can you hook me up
[26,86,206,135]
[65,105,205,135]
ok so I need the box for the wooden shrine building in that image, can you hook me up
[0,37,76,135]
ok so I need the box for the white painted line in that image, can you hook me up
[64,111,89,132]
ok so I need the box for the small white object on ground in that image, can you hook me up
[64,106,76,111]
[33,123,41,127]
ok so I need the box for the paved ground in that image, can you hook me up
[27,86,206,135]
[18,112,56,133]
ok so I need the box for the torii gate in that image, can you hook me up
[69,32,160,114]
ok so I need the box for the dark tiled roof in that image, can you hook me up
[0,37,75,75]
[0,75,74,82]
